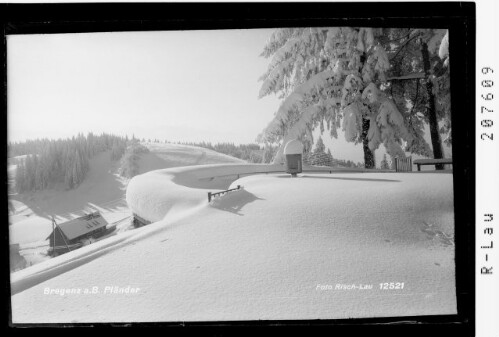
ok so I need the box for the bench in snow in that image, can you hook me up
[413,158,453,171]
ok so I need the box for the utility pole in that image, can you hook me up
[53,217,72,254]
[421,39,444,169]
[51,217,56,257]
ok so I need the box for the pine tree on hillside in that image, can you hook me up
[15,159,26,193]
[25,155,36,191]
[262,144,277,163]
[305,136,333,166]
[380,154,390,170]
[313,136,326,154]
[326,148,334,166]
[10,133,130,192]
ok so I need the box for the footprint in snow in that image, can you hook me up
[421,222,454,247]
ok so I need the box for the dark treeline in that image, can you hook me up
[331,158,363,168]
[9,133,130,192]
[174,141,278,164]
[9,132,363,195]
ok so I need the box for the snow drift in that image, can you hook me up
[126,163,285,223]
[11,169,456,322]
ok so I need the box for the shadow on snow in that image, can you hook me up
[209,189,265,216]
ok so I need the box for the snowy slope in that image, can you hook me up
[138,142,246,175]
[11,169,456,322]
[126,163,284,223]
[8,143,246,271]
[8,152,130,245]
[10,163,285,293]
[9,143,244,244]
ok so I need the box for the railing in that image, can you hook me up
[208,185,242,202]
[204,165,378,203]
[394,156,413,172]
[413,158,453,171]
[198,166,372,182]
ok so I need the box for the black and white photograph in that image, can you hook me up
[4,2,475,328]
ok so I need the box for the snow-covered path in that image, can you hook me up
[11,171,455,322]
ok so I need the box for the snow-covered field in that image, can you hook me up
[11,163,456,322]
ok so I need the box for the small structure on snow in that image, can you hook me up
[46,212,113,256]
[132,213,151,228]
[284,139,303,177]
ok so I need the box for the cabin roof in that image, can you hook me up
[47,212,108,241]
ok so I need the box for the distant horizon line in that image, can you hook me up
[7,131,267,146]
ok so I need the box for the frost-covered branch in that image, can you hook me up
[386,72,425,81]
[257,27,449,166]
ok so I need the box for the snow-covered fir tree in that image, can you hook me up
[10,133,129,192]
[326,148,334,164]
[380,28,451,168]
[257,27,450,168]
[313,136,326,154]
[380,153,391,169]
[305,135,333,166]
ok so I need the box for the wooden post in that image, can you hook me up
[51,217,56,257]
[208,192,212,202]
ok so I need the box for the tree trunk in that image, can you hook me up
[362,118,375,168]
[421,42,444,170]
[359,52,376,169]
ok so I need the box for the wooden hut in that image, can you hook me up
[47,212,112,256]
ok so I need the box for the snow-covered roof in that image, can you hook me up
[48,212,108,241]
[283,139,303,155]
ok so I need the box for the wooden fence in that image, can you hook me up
[208,185,242,202]
[394,156,413,172]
